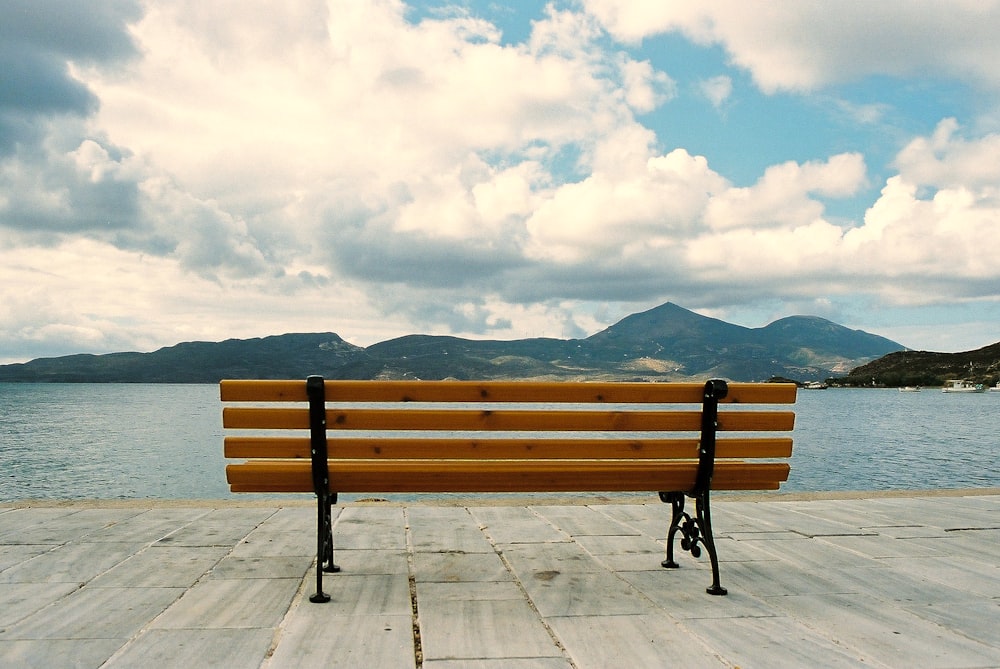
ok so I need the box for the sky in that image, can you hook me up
[2,0,1000,365]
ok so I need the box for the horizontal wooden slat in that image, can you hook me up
[718,411,795,431]
[325,380,710,403]
[223,407,309,429]
[226,460,790,493]
[220,379,309,402]
[225,436,793,460]
[224,407,795,432]
[325,409,707,431]
[220,379,797,405]
[723,383,797,404]
[225,437,312,459]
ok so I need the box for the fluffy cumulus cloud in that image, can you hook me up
[1,0,999,362]
[847,120,1000,289]
[582,0,1000,92]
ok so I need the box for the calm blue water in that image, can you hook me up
[1,383,998,501]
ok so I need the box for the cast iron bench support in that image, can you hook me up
[305,376,732,602]
[659,378,729,595]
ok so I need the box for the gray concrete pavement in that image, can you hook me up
[1,492,998,668]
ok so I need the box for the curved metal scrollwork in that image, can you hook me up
[659,490,727,595]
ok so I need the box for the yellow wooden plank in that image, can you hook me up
[225,436,791,460]
[226,460,790,493]
[224,406,794,433]
[324,408,705,431]
[221,379,797,405]
[223,407,310,429]
[224,437,311,459]
[321,380,709,403]
[220,379,308,402]
[724,383,797,404]
[717,437,793,458]
[717,411,795,431]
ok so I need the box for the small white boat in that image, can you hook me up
[941,379,987,393]
[898,386,920,392]
[803,381,828,390]
[991,382,1000,392]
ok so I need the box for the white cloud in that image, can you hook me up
[583,1,1000,92]
[894,118,1000,189]
[700,75,732,109]
[704,153,867,230]
[76,0,670,280]
[619,57,676,113]
[525,147,727,263]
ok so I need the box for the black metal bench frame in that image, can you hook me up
[303,376,733,602]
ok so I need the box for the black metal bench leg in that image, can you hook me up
[309,490,335,603]
[321,495,340,574]
[660,491,684,569]
[696,490,727,595]
[659,490,727,595]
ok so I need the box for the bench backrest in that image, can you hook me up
[221,378,796,495]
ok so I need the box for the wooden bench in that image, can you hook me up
[221,377,796,602]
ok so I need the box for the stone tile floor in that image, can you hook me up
[1,492,998,668]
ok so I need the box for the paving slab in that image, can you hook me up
[424,659,572,669]
[682,615,882,669]
[328,548,409,575]
[333,505,406,550]
[0,581,81,628]
[531,504,641,536]
[0,544,52,572]
[818,533,952,559]
[89,545,228,587]
[150,577,299,629]
[418,597,564,662]
[2,585,184,640]
[618,569,778,619]
[156,507,276,547]
[470,506,568,544]
[268,612,416,668]
[84,508,213,543]
[310,573,411,616]
[0,541,144,584]
[899,599,1000,648]
[592,503,672,537]
[0,507,74,533]
[102,629,274,669]
[209,554,313,580]
[0,638,125,669]
[766,592,1000,668]
[407,506,495,553]
[547,614,728,668]
[522,569,656,617]
[908,529,1000,566]
[0,508,144,544]
[412,550,512,583]
[885,554,1000,598]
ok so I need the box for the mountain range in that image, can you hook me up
[0,302,904,383]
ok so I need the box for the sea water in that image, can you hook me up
[1,383,998,502]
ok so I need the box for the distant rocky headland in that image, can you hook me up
[830,344,1000,388]
[1,301,995,386]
